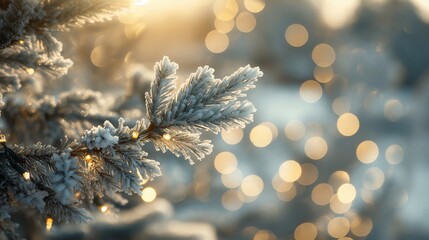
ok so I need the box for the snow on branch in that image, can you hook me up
[0,57,261,236]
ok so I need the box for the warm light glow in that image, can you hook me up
[312,43,336,67]
[384,99,403,122]
[272,174,294,192]
[214,151,237,174]
[163,133,171,141]
[46,218,53,231]
[314,66,333,83]
[314,0,361,29]
[213,0,239,21]
[241,175,264,197]
[26,68,35,75]
[300,80,323,103]
[250,124,273,147]
[85,154,92,162]
[18,39,25,45]
[221,128,244,145]
[304,136,328,160]
[253,229,276,240]
[297,163,318,186]
[363,167,385,190]
[141,187,157,202]
[221,169,243,188]
[279,160,302,182]
[385,144,404,165]
[337,113,360,136]
[332,96,351,115]
[337,183,356,203]
[91,46,110,68]
[23,172,31,181]
[132,131,139,139]
[356,140,379,164]
[236,12,257,33]
[311,183,334,205]
[285,24,309,47]
[99,205,108,213]
[330,194,352,214]
[0,134,6,143]
[205,30,230,53]
[327,217,350,238]
[294,222,318,240]
[284,120,306,141]
[244,0,265,13]
[135,0,150,6]
[215,18,235,33]
[329,170,350,191]
[411,0,429,23]
[351,215,373,237]
[222,190,243,211]
[277,184,297,202]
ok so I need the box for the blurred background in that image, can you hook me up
[23,0,429,239]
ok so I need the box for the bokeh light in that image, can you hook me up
[351,215,373,237]
[330,194,352,214]
[215,18,235,33]
[222,190,243,211]
[299,80,323,103]
[312,183,334,205]
[312,43,336,67]
[327,217,350,238]
[294,222,318,240]
[337,113,360,136]
[236,12,257,33]
[337,183,356,204]
[384,99,404,122]
[332,96,351,115]
[222,169,244,188]
[272,174,294,192]
[250,124,273,147]
[356,140,379,164]
[214,151,237,174]
[241,175,264,197]
[205,30,230,53]
[213,0,239,21]
[329,170,350,191]
[385,144,404,165]
[297,163,318,185]
[221,128,244,145]
[363,167,385,190]
[279,160,302,182]
[244,0,265,13]
[305,136,328,160]
[285,24,309,47]
[284,120,306,141]
[313,66,333,83]
[141,187,157,202]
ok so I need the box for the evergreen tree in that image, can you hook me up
[0,1,262,239]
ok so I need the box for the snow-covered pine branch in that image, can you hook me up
[145,57,263,162]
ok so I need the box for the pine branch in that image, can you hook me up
[146,58,262,133]
[0,0,37,49]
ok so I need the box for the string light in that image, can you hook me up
[163,133,171,141]
[22,172,31,181]
[46,218,53,231]
[84,154,92,162]
[18,40,25,45]
[99,205,108,213]
[0,134,6,143]
[26,68,35,75]
[132,131,139,139]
